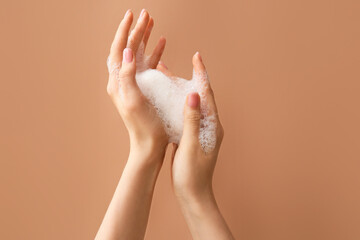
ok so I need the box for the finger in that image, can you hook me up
[182,92,202,142]
[192,51,206,77]
[109,10,133,63]
[148,36,166,68]
[192,52,219,115]
[142,17,154,49]
[127,9,150,53]
[156,61,174,77]
[118,48,141,96]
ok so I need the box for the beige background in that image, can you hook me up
[1,0,360,239]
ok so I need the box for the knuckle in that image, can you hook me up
[204,84,214,97]
[118,70,127,79]
[119,66,135,78]
[106,87,112,95]
[106,83,115,96]
[118,71,129,80]
[186,111,201,123]
[127,36,135,48]
[207,86,214,96]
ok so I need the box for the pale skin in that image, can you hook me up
[95,9,234,240]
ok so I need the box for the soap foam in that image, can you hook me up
[135,69,217,152]
[107,58,217,152]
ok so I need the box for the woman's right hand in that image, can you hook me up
[158,52,224,202]
[161,53,224,203]
[157,53,234,240]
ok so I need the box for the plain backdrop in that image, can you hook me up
[1,0,360,239]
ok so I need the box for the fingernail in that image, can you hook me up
[187,92,200,108]
[196,51,202,61]
[123,48,133,63]
[159,61,168,69]
[137,9,146,23]
[124,9,130,18]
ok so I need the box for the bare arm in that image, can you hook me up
[96,9,167,240]
[95,146,165,240]
[177,185,234,240]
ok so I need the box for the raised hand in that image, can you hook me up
[96,10,168,240]
[106,9,168,164]
[157,53,234,240]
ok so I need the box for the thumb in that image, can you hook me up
[119,48,138,92]
[183,92,201,141]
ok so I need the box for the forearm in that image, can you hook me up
[178,190,235,240]
[96,146,164,240]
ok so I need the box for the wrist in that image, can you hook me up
[124,146,166,190]
[128,137,167,170]
[130,132,167,151]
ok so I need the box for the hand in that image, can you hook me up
[96,10,169,240]
[157,52,224,202]
[106,9,168,165]
[157,54,234,240]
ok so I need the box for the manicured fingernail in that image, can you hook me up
[159,61,168,69]
[124,9,130,18]
[187,92,200,108]
[123,48,133,63]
